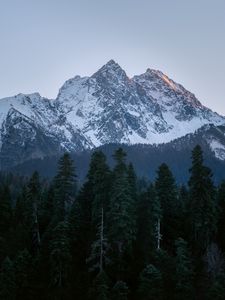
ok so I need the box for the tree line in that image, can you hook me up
[0,145,225,299]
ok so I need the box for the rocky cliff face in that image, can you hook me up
[0,60,224,168]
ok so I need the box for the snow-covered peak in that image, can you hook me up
[92,59,128,83]
[1,59,225,168]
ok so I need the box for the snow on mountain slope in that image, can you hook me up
[0,59,225,167]
[55,59,225,145]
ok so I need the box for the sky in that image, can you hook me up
[0,0,225,114]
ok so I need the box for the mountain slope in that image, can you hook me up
[10,124,225,184]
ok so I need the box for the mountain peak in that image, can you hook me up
[92,59,128,81]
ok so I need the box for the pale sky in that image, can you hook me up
[0,0,225,114]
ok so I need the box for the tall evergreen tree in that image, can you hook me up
[127,163,137,203]
[54,153,76,222]
[107,148,136,278]
[49,222,71,299]
[0,185,13,237]
[174,238,194,299]
[217,181,225,251]
[0,257,16,300]
[155,163,178,250]
[138,264,163,300]
[14,249,32,300]
[94,271,109,300]
[136,184,161,268]
[188,145,217,254]
[111,281,129,300]
[88,151,111,227]
[26,171,41,254]
[13,187,33,252]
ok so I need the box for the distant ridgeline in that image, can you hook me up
[0,145,225,299]
[10,128,225,184]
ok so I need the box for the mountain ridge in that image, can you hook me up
[0,59,225,169]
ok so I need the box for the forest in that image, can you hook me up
[0,145,225,299]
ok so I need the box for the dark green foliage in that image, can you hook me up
[207,273,225,300]
[152,249,176,299]
[0,147,225,299]
[94,271,109,300]
[136,184,160,268]
[0,257,16,300]
[54,152,76,222]
[188,145,217,254]
[14,249,32,299]
[88,151,111,227]
[49,222,71,290]
[155,163,178,250]
[217,181,225,251]
[174,238,194,299]
[138,264,163,300]
[108,148,136,254]
[111,281,129,300]
[0,185,13,236]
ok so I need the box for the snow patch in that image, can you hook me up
[209,139,225,160]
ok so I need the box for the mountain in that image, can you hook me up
[10,124,225,184]
[0,59,225,169]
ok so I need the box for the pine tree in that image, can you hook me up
[217,181,225,251]
[87,207,109,274]
[155,163,178,250]
[111,281,129,300]
[138,264,163,300]
[26,171,41,254]
[54,153,76,222]
[14,249,32,300]
[174,238,194,299]
[177,185,189,240]
[87,151,111,227]
[205,243,225,299]
[39,185,55,235]
[0,257,16,300]
[188,145,217,254]
[108,149,136,253]
[107,149,136,279]
[94,271,109,300]
[127,163,137,203]
[13,187,33,252]
[136,184,161,268]
[0,185,13,237]
[152,249,176,299]
[49,221,71,297]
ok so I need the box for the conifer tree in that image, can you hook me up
[49,222,71,297]
[155,163,178,250]
[136,184,161,268]
[54,153,76,221]
[27,171,41,253]
[0,185,13,237]
[188,145,217,254]
[13,187,33,252]
[138,264,163,300]
[39,185,55,234]
[94,271,109,300]
[87,151,111,227]
[111,280,129,300]
[107,148,136,277]
[87,207,109,274]
[127,163,137,203]
[174,238,194,299]
[14,249,32,300]
[152,249,176,299]
[0,257,16,300]
[217,181,225,251]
